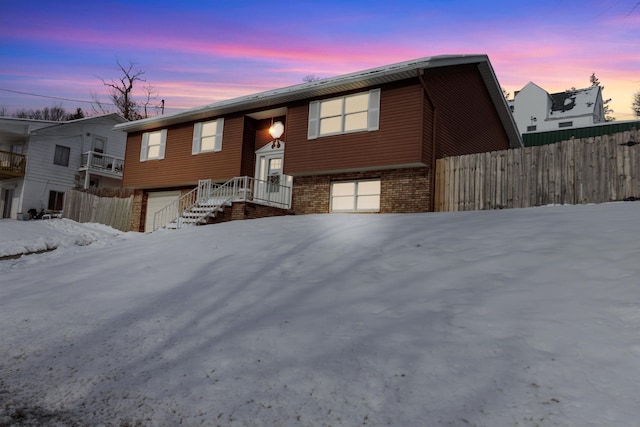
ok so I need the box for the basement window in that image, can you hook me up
[559,121,573,128]
[330,179,381,213]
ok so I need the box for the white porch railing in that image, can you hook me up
[80,151,124,175]
[151,176,292,231]
[80,151,124,189]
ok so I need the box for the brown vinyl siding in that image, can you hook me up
[284,81,424,176]
[422,64,511,159]
[123,115,246,188]
[421,92,436,169]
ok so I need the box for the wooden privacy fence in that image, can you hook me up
[435,129,640,212]
[63,188,133,232]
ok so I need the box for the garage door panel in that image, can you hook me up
[145,191,180,232]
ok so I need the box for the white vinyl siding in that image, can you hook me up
[140,129,167,161]
[330,179,381,212]
[192,118,224,154]
[308,88,381,139]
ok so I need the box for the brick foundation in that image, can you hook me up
[130,189,146,232]
[292,167,431,215]
[130,167,431,231]
[205,201,293,224]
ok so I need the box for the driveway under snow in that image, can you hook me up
[1,203,640,426]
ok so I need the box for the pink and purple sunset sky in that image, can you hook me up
[1,0,639,120]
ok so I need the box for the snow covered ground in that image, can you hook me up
[1,203,640,426]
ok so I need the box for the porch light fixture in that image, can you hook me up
[269,121,284,148]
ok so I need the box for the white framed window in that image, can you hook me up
[308,88,381,139]
[140,129,167,161]
[53,145,70,166]
[93,136,106,153]
[192,118,224,154]
[330,179,381,212]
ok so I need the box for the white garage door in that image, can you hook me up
[145,190,180,232]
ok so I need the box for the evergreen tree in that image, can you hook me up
[633,91,640,118]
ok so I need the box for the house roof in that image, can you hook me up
[0,117,59,140]
[0,114,127,143]
[115,55,522,148]
[549,86,601,119]
[29,113,127,134]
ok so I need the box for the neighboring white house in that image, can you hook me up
[509,82,605,134]
[0,113,126,219]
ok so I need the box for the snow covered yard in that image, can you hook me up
[1,203,640,426]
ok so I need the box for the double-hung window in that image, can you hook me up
[53,145,70,167]
[140,129,167,161]
[331,179,381,212]
[192,118,224,154]
[308,88,381,139]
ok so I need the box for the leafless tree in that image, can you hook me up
[303,74,322,83]
[12,104,83,121]
[95,60,160,121]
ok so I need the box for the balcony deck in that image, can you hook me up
[79,151,124,179]
[0,150,26,179]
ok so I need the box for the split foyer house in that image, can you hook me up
[0,113,126,219]
[509,82,605,135]
[115,55,522,232]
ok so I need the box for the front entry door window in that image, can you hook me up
[267,158,282,193]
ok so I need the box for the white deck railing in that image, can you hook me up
[81,151,124,175]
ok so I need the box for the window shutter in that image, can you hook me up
[140,132,149,161]
[158,129,167,159]
[367,88,381,131]
[214,118,224,151]
[308,100,320,140]
[192,122,202,155]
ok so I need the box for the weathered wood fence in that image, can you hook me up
[63,188,133,232]
[435,129,640,212]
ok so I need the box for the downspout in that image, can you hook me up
[417,69,438,212]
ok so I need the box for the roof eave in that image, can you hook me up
[115,54,493,133]
[475,61,523,148]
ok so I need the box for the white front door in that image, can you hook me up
[254,142,292,208]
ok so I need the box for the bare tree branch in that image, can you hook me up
[95,60,159,121]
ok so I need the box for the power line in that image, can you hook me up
[0,87,112,106]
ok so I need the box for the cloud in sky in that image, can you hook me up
[1,0,639,119]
